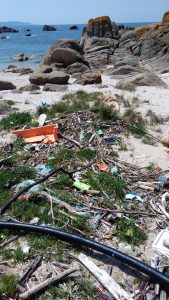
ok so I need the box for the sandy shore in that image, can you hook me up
[1,69,169,170]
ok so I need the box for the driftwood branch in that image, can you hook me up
[0,235,19,247]
[59,132,82,148]
[19,266,78,299]
[19,255,43,285]
[78,253,132,300]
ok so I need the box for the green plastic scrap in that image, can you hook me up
[97,129,103,136]
[73,181,91,191]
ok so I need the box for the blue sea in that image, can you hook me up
[0,22,151,69]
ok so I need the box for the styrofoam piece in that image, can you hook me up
[152,229,169,258]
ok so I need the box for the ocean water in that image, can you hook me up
[0,22,151,69]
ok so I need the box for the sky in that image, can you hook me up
[0,0,169,24]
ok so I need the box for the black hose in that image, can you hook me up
[0,221,169,290]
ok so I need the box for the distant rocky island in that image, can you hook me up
[43,25,56,31]
[0,26,19,33]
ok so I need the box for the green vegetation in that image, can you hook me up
[37,90,118,122]
[40,279,95,300]
[123,96,140,109]
[4,100,15,106]
[146,162,156,172]
[123,108,147,138]
[37,91,102,118]
[116,83,136,92]
[48,149,75,168]
[0,112,32,130]
[92,101,119,121]
[118,139,128,151]
[0,166,35,192]
[0,274,18,299]
[114,217,147,245]
[142,136,155,145]
[0,102,12,115]
[83,171,126,200]
[77,148,96,160]
[146,109,168,125]
[62,90,102,102]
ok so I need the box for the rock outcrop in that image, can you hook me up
[0,80,16,90]
[43,25,56,31]
[118,72,167,87]
[80,16,118,69]
[19,84,40,91]
[12,54,29,61]
[75,72,102,85]
[29,70,69,85]
[30,11,169,85]
[0,26,19,33]
[162,11,169,24]
[30,39,89,84]
[69,25,78,30]
[43,83,68,92]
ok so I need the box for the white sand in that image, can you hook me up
[1,69,169,170]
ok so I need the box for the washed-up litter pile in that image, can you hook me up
[0,93,169,299]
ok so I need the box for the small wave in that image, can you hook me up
[31,34,36,37]
[6,36,10,39]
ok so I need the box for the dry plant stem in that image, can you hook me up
[19,266,78,300]
[82,203,156,216]
[59,132,82,148]
[42,191,55,224]
[0,235,19,247]
[124,123,161,143]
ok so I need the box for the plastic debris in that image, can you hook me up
[12,124,58,144]
[35,165,52,176]
[152,229,169,258]
[73,181,90,191]
[79,129,84,141]
[125,192,144,203]
[16,180,43,195]
[111,166,119,174]
[40,100,50,108]
[97,162,109,172]
[158,176,169,189]
[97,129,103,136]
[104,134,119,145]
[38,114,47,126]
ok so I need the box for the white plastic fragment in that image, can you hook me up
[152,229,169,258]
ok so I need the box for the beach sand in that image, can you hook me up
[1,69,169,170]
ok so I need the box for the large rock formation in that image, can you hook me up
[43,25,56,31]
[80,16,118,70]
[30,39,90,85]
[30,11,169,86]
[116,11,169,71]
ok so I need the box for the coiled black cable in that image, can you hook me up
[0,221,168,290]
